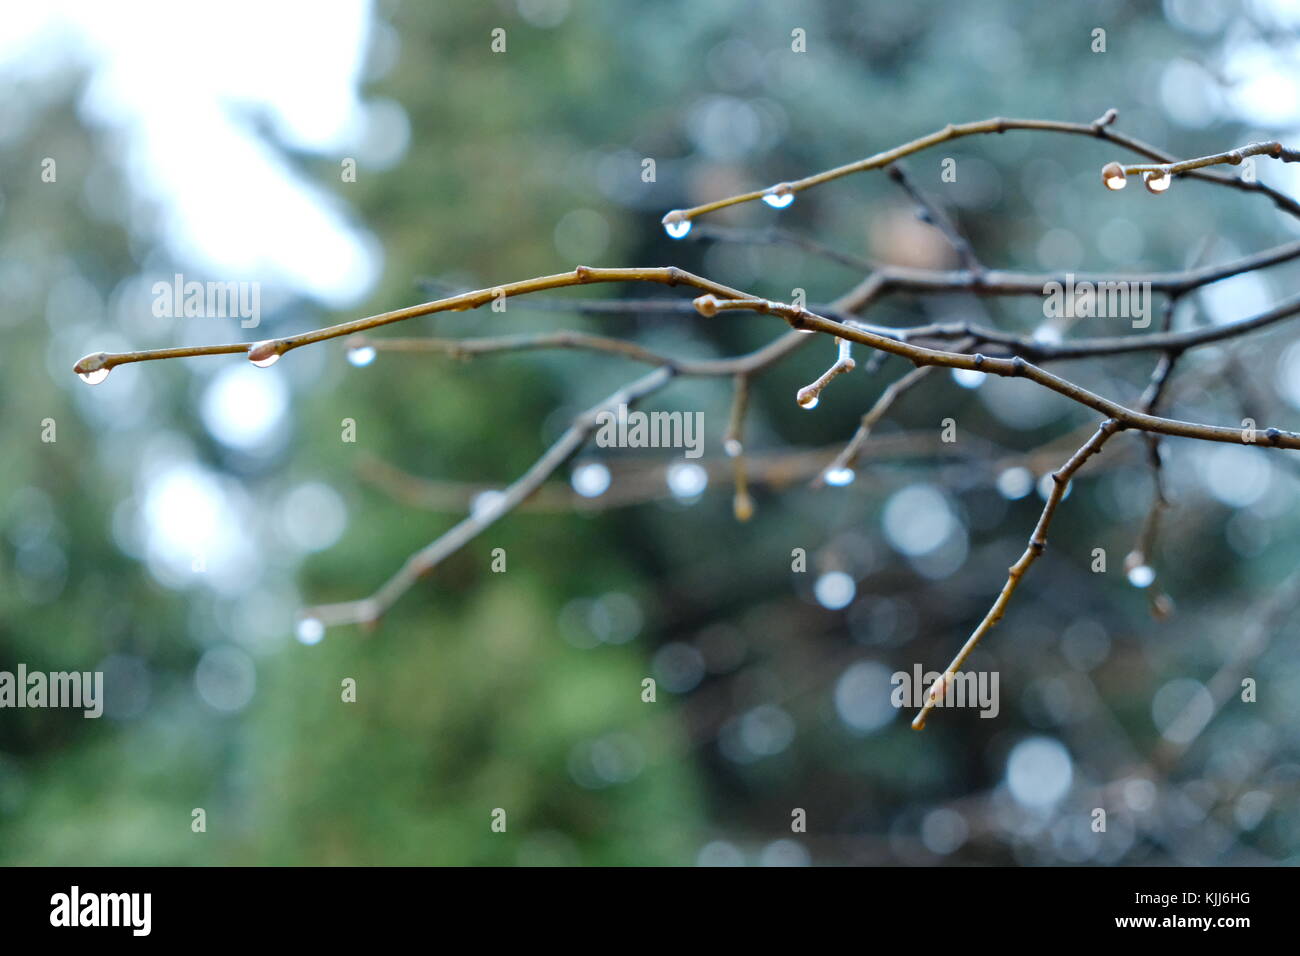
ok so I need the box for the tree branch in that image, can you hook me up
[662,110,1300,231]
[912,419,1123,730]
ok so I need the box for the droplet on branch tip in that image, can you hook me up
[825,467,855,487]
[74,352,112,385]
[662,210,692,239]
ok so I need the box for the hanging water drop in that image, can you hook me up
[1101,162,1127,191]
[74,352,112,385]
[347,345,377,367]
[296,617,325,645]
[1143,170,1171,194]
[724,438,743,458]
[798,394,819,410]
[825,467,856,487]
[662,211,692,239]
[248,341,281,367]
[762,183,796,209]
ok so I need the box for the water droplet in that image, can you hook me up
[825,467,856,487]
[666,462,708,500]
[1101,163,1128,191]
[662,211,692,239]
[798,394,819,410]
[248,341,281,367]
[1144,170,1171,194]
[75,353,112,385]
[1127,564,1156,588]
[762,184,796,209]
[347,345,376,367]
[951,368,985,389]
[1104,174,1127,191]
[296,617,324,645]
[724,438,743,458]
[571,462,611,498]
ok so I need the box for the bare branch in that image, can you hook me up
[74,266,754,377]
[662,110,1300,230]
[795,337,856,409]
[713,296,1300,450]
[300,366,676,630]
[912,419,1123,730]
[1103,139,1300,193]
[686,222,878,274]
[816,339,977,487]
[886,163,983,275]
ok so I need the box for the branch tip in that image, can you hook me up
[693,294,720,317]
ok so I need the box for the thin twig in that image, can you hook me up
[1110,140,1300,180]
[76,238,1300,376]
[356,432,999,515]
[912,419,1123,730]
[74,266,754,376]
[795,337,856,409]
[704,296,1300,450]
[686,222,878,274]
[662,110,1300,228]
[886,163,983,275]
[725,373,754,521]
[301,366,676,629]
[815,337,976,486]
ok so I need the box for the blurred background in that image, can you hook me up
[3,0,1300,865]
